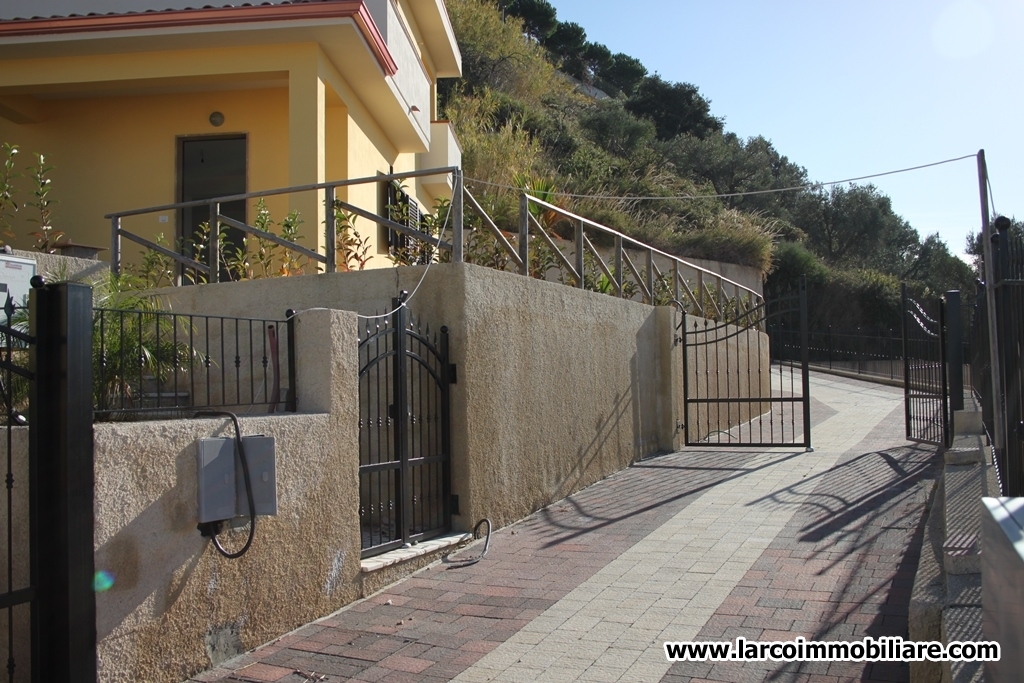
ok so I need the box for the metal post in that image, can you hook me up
[518,194,529,276]
[439,325,452,528]
[827,325,833,370]
[30,280,96,682]
[285,310,297,412]
[110,216,121,276]
[890,328,895,380]
[452,170,464,264]
[858,327,864,375]
[800,275,812,451]
[993,216,1018,493]
[614,235,623,298]
[939,296,950,447]
[946,291,964,412]
[673,261,680,304]
[325,185,337,274]
[902,284,912,440]
[208,201,220,284]
[681,311,690,445]
[646,250,655,304]
[575,220,585,289]
[392,294,409,545]
[979,150,1005,456]
[696,271,704,316]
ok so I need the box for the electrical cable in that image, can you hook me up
[195,410,257,559]
[443,518,492,568]
[464,153,978,202]
[357,198,454,321]
[283,199,454,325]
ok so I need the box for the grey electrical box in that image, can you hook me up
[0,254,36,306]
[235,436,277,517]
[197,436,277,523]
[197,438,236,523]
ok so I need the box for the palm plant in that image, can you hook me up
[6,272,200,417]
[91,272,199,417]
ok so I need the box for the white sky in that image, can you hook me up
[548,0,1023,258]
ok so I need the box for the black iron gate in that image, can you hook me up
[1,280,96,682]
[358,295,451,558]
[1,293,33,682]
[902,285,949,446]
[682,277,811,449]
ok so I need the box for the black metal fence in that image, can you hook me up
[773,325,903,382]
[93,308,295,420]
[974,220,1024,495]
[970,290,992,439]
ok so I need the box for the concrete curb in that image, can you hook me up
[911,475,944,683]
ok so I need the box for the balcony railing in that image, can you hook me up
[106,166,764,314]
[107,167,461,284]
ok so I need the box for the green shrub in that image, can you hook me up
[671,209,776,275]
[768,240,828,289]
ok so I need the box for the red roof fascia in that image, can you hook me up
[0,1,398,76]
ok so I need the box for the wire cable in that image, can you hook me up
[355,199,453,321]
[282,201,454,324]
[195,410,257,559]
[464,153,978,202]
[443,518,492,568]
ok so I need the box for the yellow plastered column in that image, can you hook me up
[288,59,327,263]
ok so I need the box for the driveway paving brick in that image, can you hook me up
[190,374,935,683]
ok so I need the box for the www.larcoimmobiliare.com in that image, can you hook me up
[664,636,1000,663]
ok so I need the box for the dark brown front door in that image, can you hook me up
[179,135,247,279]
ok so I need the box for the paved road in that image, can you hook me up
[191,373,937,683]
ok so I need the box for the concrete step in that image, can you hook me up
[933,404,987,683]
[943,465,985,575]
[945,434,987,466]
[941,606,984,683]
[946,572,981,607]
[910,477,944,683]
[953,409,985,436]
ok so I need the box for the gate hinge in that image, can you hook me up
[448,363,457,385]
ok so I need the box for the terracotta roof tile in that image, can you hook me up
[0,0,330,22]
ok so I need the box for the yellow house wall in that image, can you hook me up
[0,34,452,274]
[0,87,291,263]
[394,0,445,122]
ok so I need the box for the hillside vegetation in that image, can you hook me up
[443,0,974,328]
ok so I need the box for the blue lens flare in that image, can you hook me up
[93,570,115,592]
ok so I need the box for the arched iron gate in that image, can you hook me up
[902,285,949,446]
[681,277,811,449]
[358,296,452,558]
